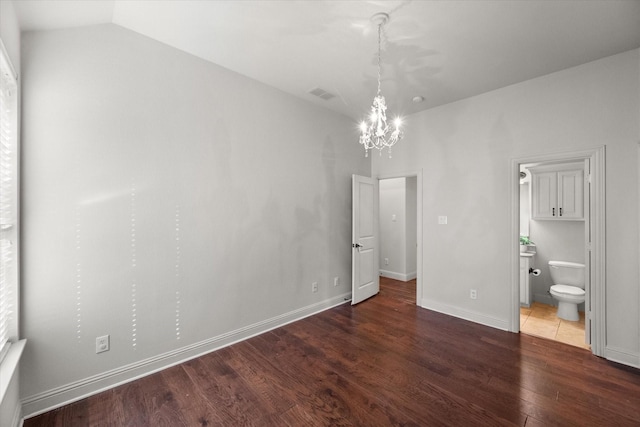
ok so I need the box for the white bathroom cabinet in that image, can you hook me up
[520,254,534,307]
[529,163,584,220]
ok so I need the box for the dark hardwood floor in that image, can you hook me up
[25,277,640,426]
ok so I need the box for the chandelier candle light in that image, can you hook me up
[359,12,403,158]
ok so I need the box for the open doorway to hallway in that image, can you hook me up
[379,175,421,304]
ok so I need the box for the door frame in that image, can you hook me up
[377,170,424,306]
[510,147,605,356]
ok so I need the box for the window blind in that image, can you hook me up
[0,41,17,364]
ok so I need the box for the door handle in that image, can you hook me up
[559,207,563,216]
[352,243,363,249]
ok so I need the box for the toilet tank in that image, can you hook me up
[548,260,585,288]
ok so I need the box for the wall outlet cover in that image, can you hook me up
[96,335,110,354]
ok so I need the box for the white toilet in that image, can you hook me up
[548,260,585,321]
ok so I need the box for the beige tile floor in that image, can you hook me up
[520,302,590,350]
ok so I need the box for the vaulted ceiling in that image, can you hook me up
[12,0,640,120]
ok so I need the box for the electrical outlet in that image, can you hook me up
[470,289,477,300]
[312,282,318,293]
[333,277,340,287]
[96,335,110,354]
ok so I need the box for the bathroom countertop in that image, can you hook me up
[520,252,536,257]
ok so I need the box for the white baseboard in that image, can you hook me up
[379,270,416,282]
[604,346,640,369]
[22,293,351,419]
[420,299,509,331]
[533,292,556,306]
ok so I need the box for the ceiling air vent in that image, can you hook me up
[308,87,335,101]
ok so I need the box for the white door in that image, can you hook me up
[352,175,379,305]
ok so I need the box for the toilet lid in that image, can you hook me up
[551,284,585,296]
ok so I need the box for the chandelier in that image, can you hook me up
[359,12,403,158]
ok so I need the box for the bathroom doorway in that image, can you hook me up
[511,147,605,356]
[377,171,423,306]
[519,161,588,349]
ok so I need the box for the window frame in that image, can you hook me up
[0,37,19,364]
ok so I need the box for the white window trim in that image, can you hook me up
[0,37,19,365]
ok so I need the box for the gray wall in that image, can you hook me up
[379,178,406,278]
[20,24,368,414]
[406,176,417,276]
[519,181,530,236]
[373,49,640,367]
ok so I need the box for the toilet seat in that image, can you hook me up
[550,284,585,297]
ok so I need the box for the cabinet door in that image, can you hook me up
[558,169,583,219]
[532,171,557,219]
[519,258,526,305]
[519,257,530,306]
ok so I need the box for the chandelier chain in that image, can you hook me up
[376,22,382,96]
[358,13,404,158]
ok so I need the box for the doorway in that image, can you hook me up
[511,147,605,356]
[378,172,423,306]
